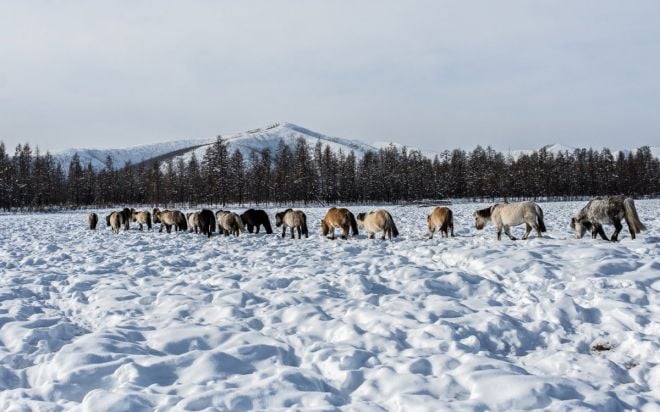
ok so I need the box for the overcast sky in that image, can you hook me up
[1,1,659,152]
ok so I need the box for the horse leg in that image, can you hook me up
[282,226,286,238]
[290,227,295,239]
[504,226,517,241]
[611,220,623,242]
[255,225,260,234]
[429,227,435,239]
[497,227,502,241]
[247,224,254,233]
[522,223,532,240]
[159,225,164,233]
[450,222,454,237]
[595,224,609,241]
[297,227,302,239]
[341,227,348,240]
[166,225,172,233]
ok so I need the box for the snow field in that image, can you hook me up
[0,200,658,410]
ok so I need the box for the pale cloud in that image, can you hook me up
[0,1,659,152]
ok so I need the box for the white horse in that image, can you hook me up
[474,202,546,241]
[356,209,399,240]
[275,209,309,239]
[216,210,245,236]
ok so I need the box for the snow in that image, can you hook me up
[0,200,658,410]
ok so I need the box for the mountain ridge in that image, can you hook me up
[51,122,660,169]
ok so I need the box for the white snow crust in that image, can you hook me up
[0,201,658,410]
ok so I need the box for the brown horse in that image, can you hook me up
[106,212,122,234]
[427,207,454,239]
[321,207,359,240]
[153,208,187,233]
[88,213,98,230]
[130,209,152,231]
[356,210,399,240]
[275,209,308,239]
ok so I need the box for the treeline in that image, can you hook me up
[0,138,658,211]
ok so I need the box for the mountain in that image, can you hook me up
[52,122,659,170]
[52,122,377,170]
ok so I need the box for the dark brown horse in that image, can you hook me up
[240,209,273,234]
[198,209,216,238]
[87,213,98,230]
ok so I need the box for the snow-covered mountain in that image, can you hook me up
[52,122,377,170]
[52,122,659,170]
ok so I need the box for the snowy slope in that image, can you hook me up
[52,123,378,169]
[0,201,658,409]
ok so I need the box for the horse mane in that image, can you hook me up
[475,207,492,218]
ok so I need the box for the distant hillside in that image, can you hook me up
[52,122,377,170]
[51,122,660,170]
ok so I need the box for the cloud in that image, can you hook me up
[0,1,659,152]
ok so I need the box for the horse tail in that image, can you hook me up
[535,204,547,232]
[179,212,188,231]
[207,212,216,235]
[348,211,359,236]
[301,213,309,236]
[623,198,646,233]
[387,211,399,237]
[440,210,449,234]
[235,214,246,233]
[264,216,273,234]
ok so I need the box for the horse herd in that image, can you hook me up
[87,195,647,242]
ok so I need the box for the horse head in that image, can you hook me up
[474,207,492,230]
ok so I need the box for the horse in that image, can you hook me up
[119,207,131,231]
[321,207,359,240]
[130,208,152,231]
[187,212,200,234]
[356,209,399,240]
[153,208,187,233]
[198,209,216,238]
[275,209,308,239]
[571,195,646,241]
[87,213,98,230]
[106,212,122,234]
[427,207,454,239]
[474,201,546,241]
[216,210,245,236]
[240,209,273,234]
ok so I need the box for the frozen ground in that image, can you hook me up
[0,200,658,411]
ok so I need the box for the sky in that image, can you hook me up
[1,1,659,153]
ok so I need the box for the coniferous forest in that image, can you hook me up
[0,137,658,211]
